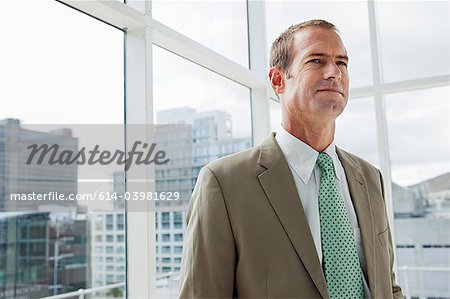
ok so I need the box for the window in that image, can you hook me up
[386,87,449,186]
[153,47,252,141]
[161,212,170,229]
[117,214,124,223]
[162,234,170,242]
[117,214,125,230]
[336,97,379,167]
[106,274,115,284]
[386,82,449,298]
[106,265,114,272]
[161,212,170,221]
[116,257,125,263]
[3,1,448,298]
[95,221,103,231]
[173,212,183,229]
[376,1,449,82]
[152,0,249,67]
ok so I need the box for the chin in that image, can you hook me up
[316,100,346,116]
[318,95,347,107]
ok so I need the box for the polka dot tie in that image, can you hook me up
[316,153,365,299]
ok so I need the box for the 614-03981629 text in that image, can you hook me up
[9,191,180,201]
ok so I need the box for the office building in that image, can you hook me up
[0,119,77,212]
[89,212,126,293]
[394,173,450,298]
[0,211,89,298]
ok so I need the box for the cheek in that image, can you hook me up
[342,71,350,84]
[285,80,300,98]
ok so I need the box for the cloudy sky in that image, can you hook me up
[0,0,449,189]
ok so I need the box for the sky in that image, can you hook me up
[0,0,449,189]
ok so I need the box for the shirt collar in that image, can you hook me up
[275,126,341,184]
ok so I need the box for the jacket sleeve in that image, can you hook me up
[179,166,236,298]
[379,170,404,299]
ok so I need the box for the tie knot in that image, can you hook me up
[316,152,334,174]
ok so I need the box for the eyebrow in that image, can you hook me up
[304,53,349,61]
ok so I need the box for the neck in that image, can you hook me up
[282,119,335,152]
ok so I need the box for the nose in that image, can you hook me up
[323,61,342,81]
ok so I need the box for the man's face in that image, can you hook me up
[280,28,349,124]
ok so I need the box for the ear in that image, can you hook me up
[268,67,285,95]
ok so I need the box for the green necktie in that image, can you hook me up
[316,152,365,299]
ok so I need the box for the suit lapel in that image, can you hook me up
[257,134,329,299]
[337,148,377,295]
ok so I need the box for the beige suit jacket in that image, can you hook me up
[179,133,403,298]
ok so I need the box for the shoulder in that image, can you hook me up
[204,143,263,177]
[336,147,382,179]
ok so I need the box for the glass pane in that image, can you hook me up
[0,1,125,298]
[269,99,282,133]
[386,87,449,186]
[265,1,373,88]
[336,97,379,167]
[152,0,249,67]
[386,87,450,298]
[153,46,252,296]
[377,1,450,82]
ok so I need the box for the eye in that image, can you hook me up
[308,58,322,64]
[337,61,348,67]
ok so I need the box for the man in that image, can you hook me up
[179,20,403,298]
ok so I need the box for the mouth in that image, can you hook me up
[317,89,344,96]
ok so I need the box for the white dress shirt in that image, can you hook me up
[275,127,371,297]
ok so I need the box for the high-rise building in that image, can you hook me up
[0,120,89,297]
[89,211,126,294]
[0,119,77,212]
[0,211,50,298]
[0,211,90,298]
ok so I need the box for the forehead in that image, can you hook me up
[292,28,347,60]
